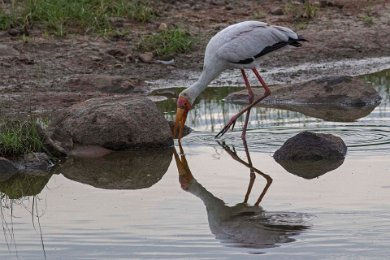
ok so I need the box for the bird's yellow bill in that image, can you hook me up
[173,107,188,140]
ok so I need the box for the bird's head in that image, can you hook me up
[173,94,192,140]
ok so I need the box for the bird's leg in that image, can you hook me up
[243,138,255,203]
[250,67,271,107]
[241,69,254,104]
[241,69,253,140]
[215,69,253,139]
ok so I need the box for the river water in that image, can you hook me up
[0,69,389,259]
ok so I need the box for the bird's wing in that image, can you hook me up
[216,23,298,64]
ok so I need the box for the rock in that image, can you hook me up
[226,76,382,121]
[106,48,127,60]
[319,0,343,8]
[139,52,154,63]
[64,74,148,94]
[51,95,174,150]
[227,76,381,107]
[274,131,347,178]
[158,23,168,31]
[14,153,52,173]
[8,28,21,36]
[0,157,18,182]
[109,17,125,27]
[68,144,113,158]
[36,122,70,157]
[274,131,347,161]
[57,148,173,189]
[168,120,192,138]
[0,43,19,57]
[270,7,284,15]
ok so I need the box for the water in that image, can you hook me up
[1,69,390,259]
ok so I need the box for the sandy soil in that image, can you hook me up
[0,0,389,117]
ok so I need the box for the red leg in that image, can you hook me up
[241,69,253,139]
[215,67,271,139]
[252,67,271,96]
[241,69,254,103]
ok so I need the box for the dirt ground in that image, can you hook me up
[0,0,389,117]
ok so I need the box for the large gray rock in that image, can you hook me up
[0,157,18,182]
[274,131,347,161]
[51,95,173,150]
[226,76,381,121]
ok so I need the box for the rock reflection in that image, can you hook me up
[174,142,309,249]
[56,148,173,189]
[276,159,345,179]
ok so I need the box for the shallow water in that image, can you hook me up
[1,69,390,259]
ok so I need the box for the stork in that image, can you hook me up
[173,21,306,140]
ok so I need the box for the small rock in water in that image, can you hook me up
[274,131,347,178]
[274,131,347,161]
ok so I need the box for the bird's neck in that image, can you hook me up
[185,66,221,104]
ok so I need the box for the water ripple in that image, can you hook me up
[182,124,390,155]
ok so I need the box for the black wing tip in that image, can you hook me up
[288,35,307,47]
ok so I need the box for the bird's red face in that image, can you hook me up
[173,95,192,140]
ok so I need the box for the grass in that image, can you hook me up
[138,28,195,57]
[362,14,374,27]
[0,119,44,158]
[0,0,155,36]
[284,0,318,21]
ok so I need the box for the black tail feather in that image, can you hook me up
[289,35,307,47]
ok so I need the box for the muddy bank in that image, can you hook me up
[0,0,389,117]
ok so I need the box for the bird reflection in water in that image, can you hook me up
[173,141,309,249]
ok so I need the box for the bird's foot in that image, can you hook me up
[215,115,239,138]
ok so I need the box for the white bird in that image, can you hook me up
[173,21,306,139]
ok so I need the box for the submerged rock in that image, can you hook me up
[14,152,53,173]
[168,120,192,139]
[57,147,173,189]
[0,157,18,182]
[50,95,173,150]
[226,76,381,121]
[274,131,347,178]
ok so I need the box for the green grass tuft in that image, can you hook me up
[0,0,155,36]
[284,0,318,21]
[0,120,44,157]
[139,28,195,57]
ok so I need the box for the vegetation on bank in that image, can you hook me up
[0,120,44,158]
[138,28,195,57]
[0,0,155,36]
